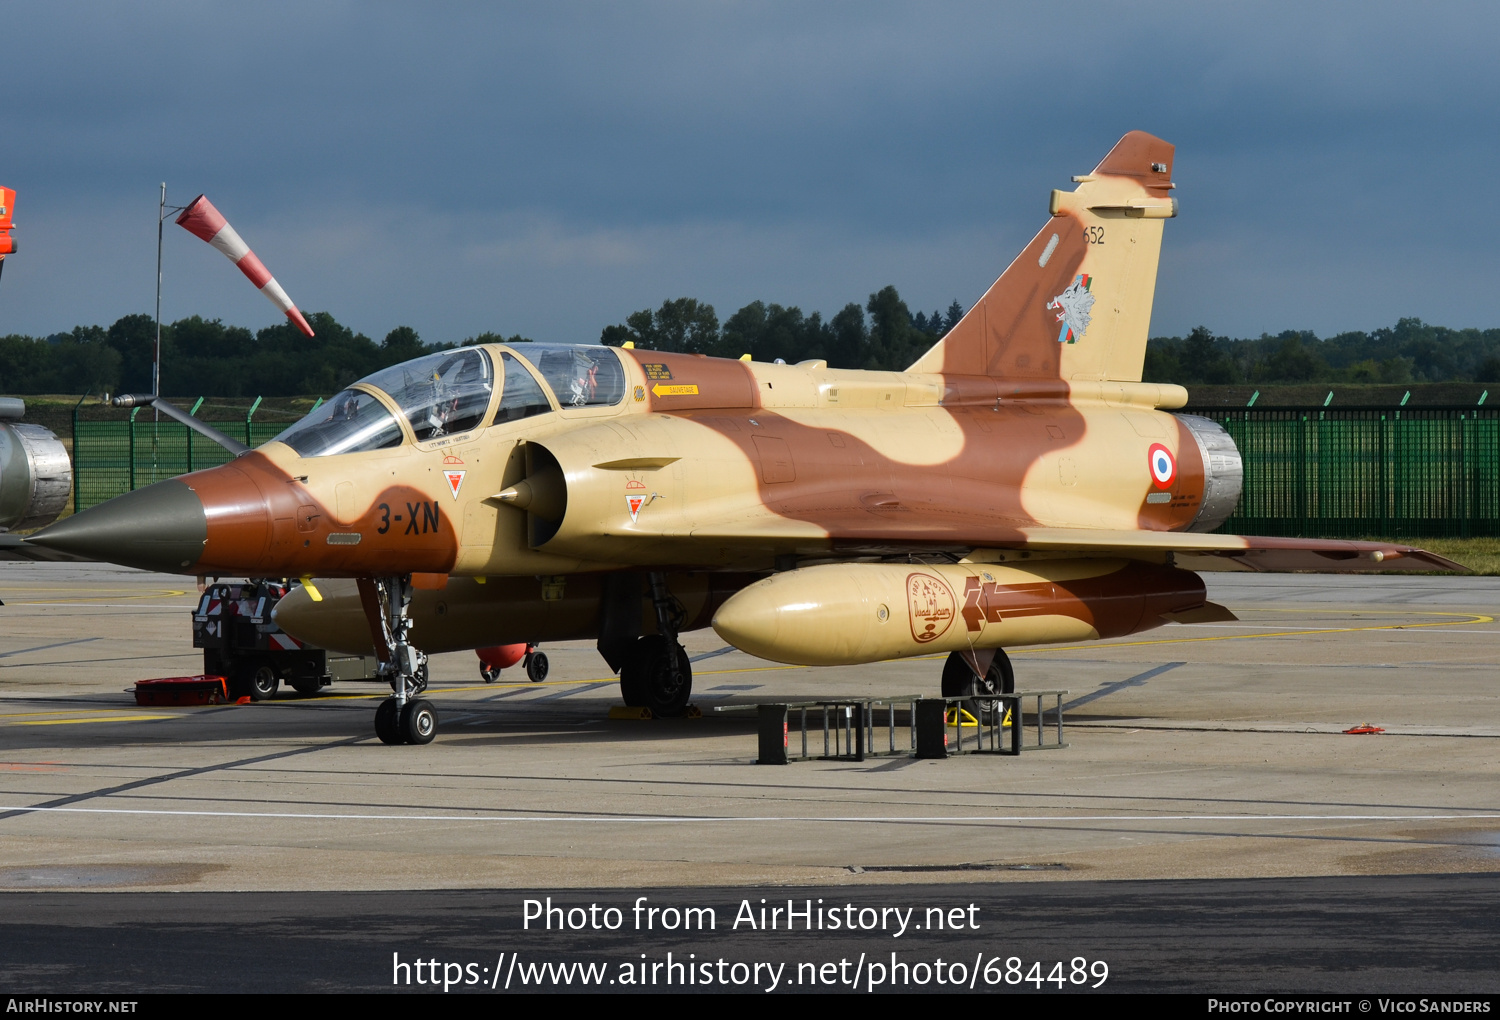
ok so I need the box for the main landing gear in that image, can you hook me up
[618,573,693,717]
[942,648,1014,722]
[364,575,438,745]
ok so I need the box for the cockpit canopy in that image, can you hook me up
[271,343,626,458]
[365,348,494,442]
[528,345,624,408]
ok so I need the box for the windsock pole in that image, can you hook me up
[175,195,315,338]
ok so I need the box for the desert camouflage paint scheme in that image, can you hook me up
[30,132,1461,671]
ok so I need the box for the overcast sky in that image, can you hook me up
[3,2,1497,346]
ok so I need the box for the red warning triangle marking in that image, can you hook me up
[626,494,645,522]
[444,470,466,500]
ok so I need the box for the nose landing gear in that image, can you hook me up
[363,575,438,745]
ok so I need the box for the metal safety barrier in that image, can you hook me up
[914,691,1069,760]
[736,690,1068,765]
[742,697,920,764]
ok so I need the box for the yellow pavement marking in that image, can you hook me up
[293,679,555,703]
[0,587,190,604]
[16,715,175,726]
[1238,607,1491,617]
[1012,610,1493,655]
[0,708,157,720]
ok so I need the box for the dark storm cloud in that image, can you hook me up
[3,2,1498,346]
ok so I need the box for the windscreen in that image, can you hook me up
[493,352,554,424]
[272,390,404,458]
[359,348,495,441]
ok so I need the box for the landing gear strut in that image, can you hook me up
[618,573,692,717]
[942,648,1014,722]
[364,575,437,745]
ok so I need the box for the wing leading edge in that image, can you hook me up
[676,504,1464,574]
[978,528,1465,574]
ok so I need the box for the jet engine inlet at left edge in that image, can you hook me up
[0,419,72,533]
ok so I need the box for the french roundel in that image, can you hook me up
[1147,443,1176,489]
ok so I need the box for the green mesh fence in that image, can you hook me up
[73,413,289,512]
[1184,406,1500,538]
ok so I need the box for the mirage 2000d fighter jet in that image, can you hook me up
[26,132,1463,745]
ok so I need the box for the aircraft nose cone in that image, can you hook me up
[27,480,207,572]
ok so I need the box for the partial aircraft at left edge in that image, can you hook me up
[0,187,78,557]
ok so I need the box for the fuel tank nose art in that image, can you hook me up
[27,479,208,571]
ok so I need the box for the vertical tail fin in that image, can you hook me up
[909,131,1175,382]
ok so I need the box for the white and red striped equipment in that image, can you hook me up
[0,186,16,284]
[175,195,315,337]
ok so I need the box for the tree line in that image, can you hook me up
[1143,320,1500,385]
[598,287,966,370]
[0,286,964,396]
[4,292,1499,397]
[0,312,528,397]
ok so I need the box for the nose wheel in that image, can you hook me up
[374,697,401,744]
[375,696,437,745]
[362,575,439,745]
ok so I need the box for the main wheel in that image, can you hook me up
[247,661,280,701]
[374,698,403,745]
[290,677,321,697]
[525,651,549,683]
[620,634,692,717]
[400,699,437,745]
[941,649,1014,722]
[619,666,646,706]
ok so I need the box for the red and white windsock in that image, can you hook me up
[175,195,314,337]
